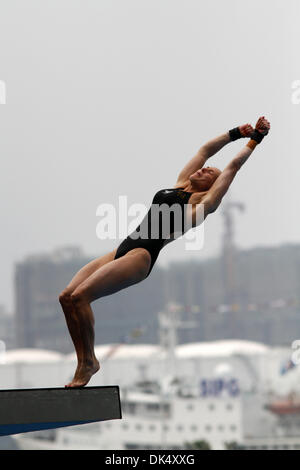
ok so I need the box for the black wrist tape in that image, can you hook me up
[229,127,242,141]
[251,129,266,144]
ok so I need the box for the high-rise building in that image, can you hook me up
[14,246,164,352]
[15,246,88,351]
[13,243,300,353]
[0,304,15,349]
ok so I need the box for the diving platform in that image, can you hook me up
[0,386,121,436]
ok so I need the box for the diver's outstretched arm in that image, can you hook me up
[200,117,270,216]
[176,124,253,184]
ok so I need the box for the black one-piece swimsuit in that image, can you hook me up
[114,187,193,278]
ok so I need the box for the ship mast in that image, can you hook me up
[157,297,198,450]
[158,301,198,380]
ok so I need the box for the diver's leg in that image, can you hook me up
[66,248,151,387]
[59,249,117,371]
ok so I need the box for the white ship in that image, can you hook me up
[13,375,242,450]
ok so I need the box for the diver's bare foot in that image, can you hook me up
[65,359,100,388]
[65,363,81,388]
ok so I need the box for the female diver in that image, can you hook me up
[59,116,270,387]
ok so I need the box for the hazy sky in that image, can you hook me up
[0,0,298,311]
